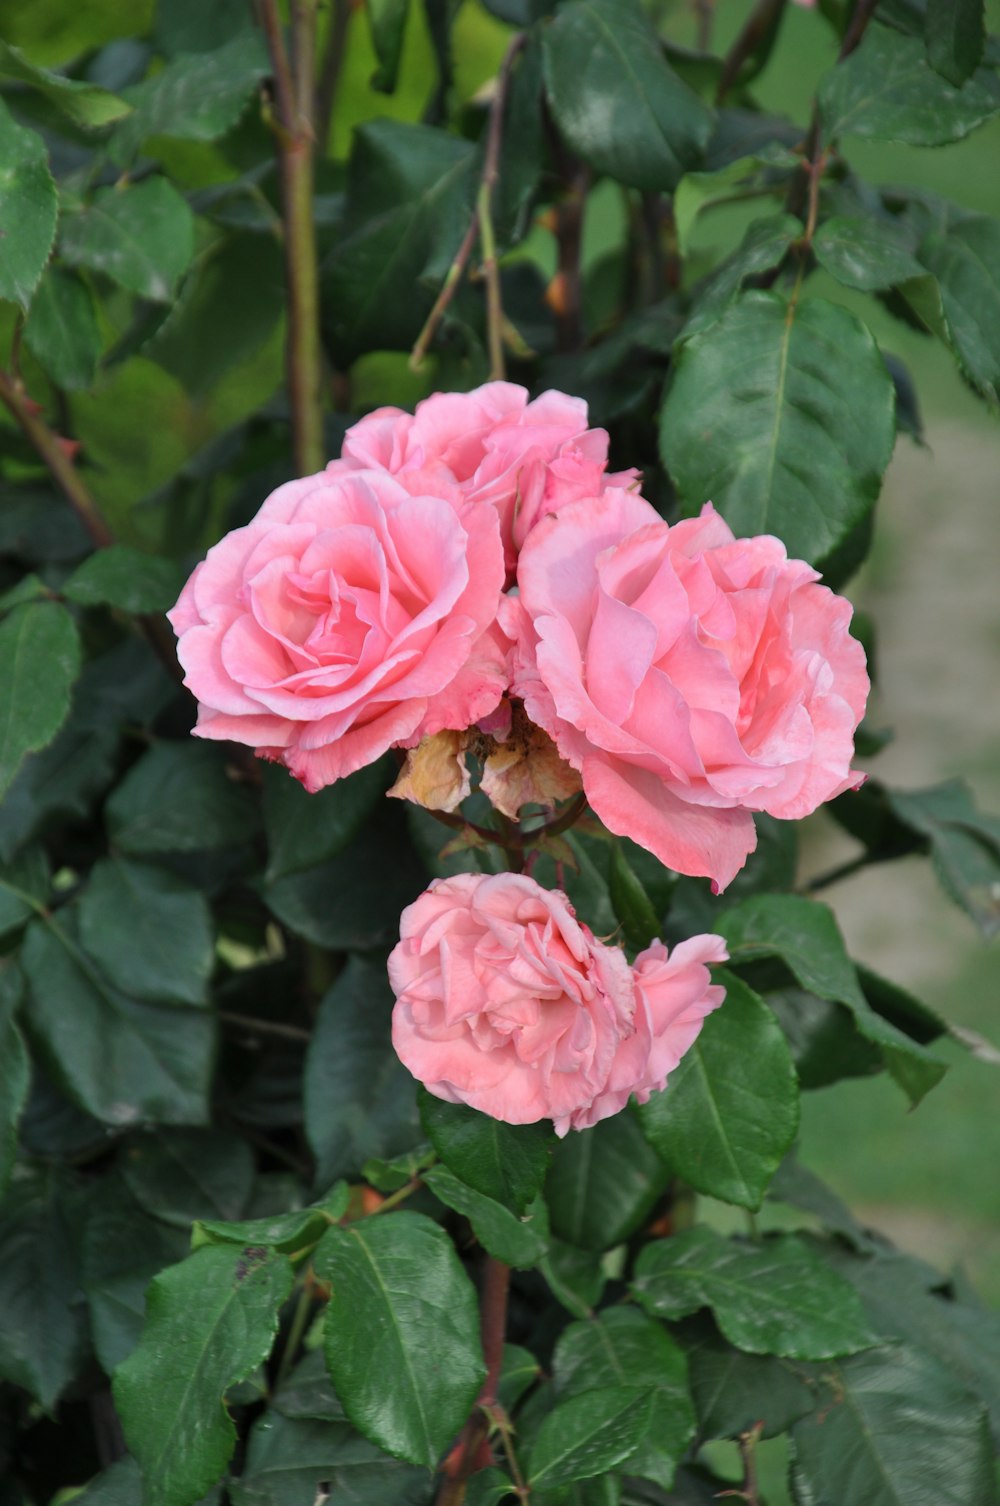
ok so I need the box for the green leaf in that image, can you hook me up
[638,972,798,1211]
[23,265,102,389]
[792,1345,997,1506]
[22,914,214,1127]
[717,894,946,1104]
[608,841,661,948]
[819,22,1000,146]
[79,857,213,1007]
[554,1307,695,1489]
[0,1171,89,1408]
[0,40,131,127]
[661,292,896,567]
[541,1237,607,1318]
[120,1128,255,1227]
[367,0,411,92]
[768,1156,876,1251]
[60,178,196,302]
[465,1468,519,1506]
[632,1226,875,1360]
[315,1212,486,1468]
[673,149,798,255]
[193,1183,349,1259]
[528,1386,654,1489]
[106,742,260,854]
[112,32,270,159]
[547,1109,671,1251]
[812,215,925,292]
[419,1093,552,1215]
[0,98,57,310]
[918,216,1000,404]
[424,1166,548,1268]
[0,601,81,798]
[274,1348,345,1423]
[262,758,390,882]
[362,1143,434,1193]
[494,34,545,250]
[679,1316,818,1441]
[322,119,475,364]
[683,214,800,338]
[0,970,30,1194]
[114,1243,295,1506]
[304,956,422,1187]
[0,843,49,937]
[63,544,185,614]
[230,1413,429,1506]
[925,0,985,87]
[541,0,713,192]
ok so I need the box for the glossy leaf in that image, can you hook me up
[680,1317,818,1441]
[683,214,799,337]
[546,1109,671,1252]
[112,31,269,158]
[0,970,30,1194]
[420,1092,552,1215]
[812,215,925,292]
[554,1307,695,1488]
[0,601,81,799]
[0,99,58,310]
[819,23,1000,146]
[63,544,185,614]
[114,1244,295,1506]
[608,840,661,948]
[632,1226,875,1360]
[0,40,131,126]
[60,178,195,302]
[918,216,1000,403]
[661,292,896,566]
[315,1212,486,1468]
[541,0,713,192]
[193,1183,349,1257]
[23,266,102,389]
[120,1128,255,1227]
[22,914,214,1127]
[528,1386,653,1489]
[925,0,985,86]
[638,972,798,1211]
[262,758,390,881]
[230,1412,429,1506]
[424,1165,548,1267]
[79,857,214,1007]
[106,741,259,854]
[304,956,422,1186]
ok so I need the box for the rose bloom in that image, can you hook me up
[167,468,506,791]
[330,381,638,577]
[388,872,726,1135]
[504,493,869,891]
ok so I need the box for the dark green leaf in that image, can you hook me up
[0,40,131,127]
[0,99,57,310]
[819,22,1000,146]
[555,1307,695,1489]
[638,972,799,1211]
[419,1093,552,1215]
[114,1244,295,1506]
[679,1316,818,1441]
[0,1172,88,1408]
[661,292,896,566]
[683,214,799,337]
[465,1468,519,1506]
[500,1342,541,1412]
[120,1128,255,1226]
[0,601,81,798]
[528,1386,653,1489]
[304,956,422,1186]
[717,894,946,1103]
[792,1345,997,1506]
[154,0,255,56]
[274,1348,345,1422]
[541,1236,607,1317]
[367,0,410,91]
[262,758,390,882]
[362,1143,434,1193]
[424,1166,548,1267]
[106,742,260,854]
[541,0,713,192]
[22,914,214,1127]
[0,971,30,1194]
[60,178,195,302]
[112,32,269,159]
[926,0,986,87]
[494,34,544,249]
[673,150,798,255]
[315,1211,486,1468]
[632,1227,875,1360]
[812,215,925,292]
[918,216,1000,404]
[193,1183,349,1257]
[0,844,49,937]
[322,119,474,363]
[79,857,214,1007]
[767,1156,876,1251]
[63,545,185,615]
[230,1412,429,1506]
[608,841,661,948]
[23,266,102,389]
[547,1109,671,1252]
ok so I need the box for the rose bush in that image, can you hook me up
[388,872,726,1134]
[504,491,869,890]
[168,468,506,791]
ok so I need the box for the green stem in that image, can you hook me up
[371,1177,425,1215]
[275,1280,314,1390]
[803,850,875,893]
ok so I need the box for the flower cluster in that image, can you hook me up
[389,873,726,1134]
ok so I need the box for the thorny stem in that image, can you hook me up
[409,33,526,371]
[434,1256,512,1506]
[259,0,325,476]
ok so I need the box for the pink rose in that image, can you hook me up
[168,468,507,791]
[388,872,726,1135]
[504,493,869,891]
[331,381,638,577]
